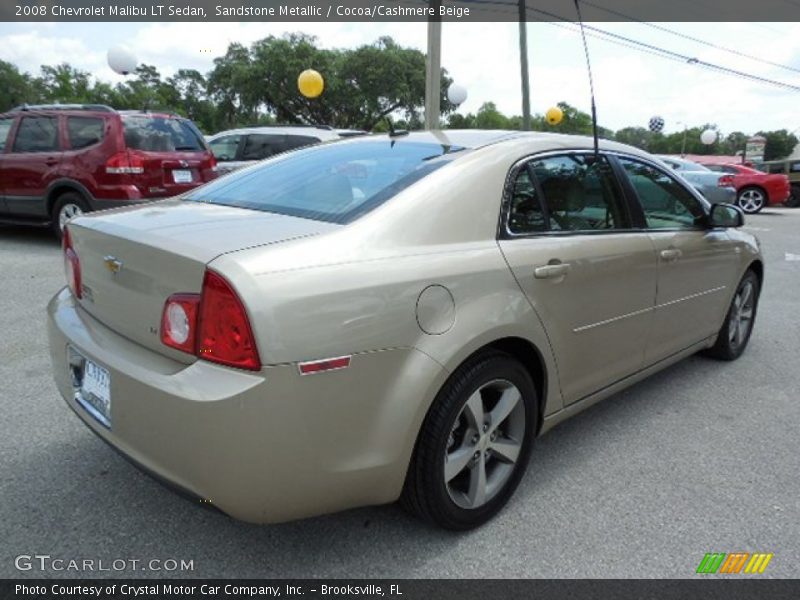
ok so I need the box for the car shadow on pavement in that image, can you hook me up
[3,347,747,579]
[0,225,59,248]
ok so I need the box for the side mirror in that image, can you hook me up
[709,203,744,228]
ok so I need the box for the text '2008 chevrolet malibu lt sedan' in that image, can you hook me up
[48,130,762,530]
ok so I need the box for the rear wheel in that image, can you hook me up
[51,192,89,238]
[737,187,766,214]
[401,352,538,530]
[704,270,760,361]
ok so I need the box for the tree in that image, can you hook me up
[758,129,798,161]
[474,102,510,129]
[207,34,453,130]
[0,60,37,111]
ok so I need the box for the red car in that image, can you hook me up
[0,104,217,236]
[702,163,790,214]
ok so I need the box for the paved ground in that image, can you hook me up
[1,209,798,579]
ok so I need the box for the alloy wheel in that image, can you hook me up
[58,203,84,231]
[738,189,765,213]
[728,280,755,350]
[444,379,526,510]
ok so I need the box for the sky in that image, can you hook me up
[1,20,799,136]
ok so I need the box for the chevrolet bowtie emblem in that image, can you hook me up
[103,256,123,274]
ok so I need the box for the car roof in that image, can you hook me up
[340,129,656,159]
[208,126,343,141]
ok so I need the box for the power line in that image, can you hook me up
[458,0,800,94]
[581,0,800,75]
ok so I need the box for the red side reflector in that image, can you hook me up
[298,356,351,375]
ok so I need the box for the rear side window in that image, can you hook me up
[186,140,465,224]
[0,118,12,152]
[122,116,205,152]
[240,134,320,161]
[67,116,104,149]
[508,168,546,234]
[12,116,59,153]
[619,158,706,229]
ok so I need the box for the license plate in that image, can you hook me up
[172,169,192,183]
[79,358,111,428]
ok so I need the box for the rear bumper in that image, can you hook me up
[47,288,445,523]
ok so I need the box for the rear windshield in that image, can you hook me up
[185,140,466,224]
[122,115,205,152]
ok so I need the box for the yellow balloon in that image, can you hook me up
[546,106,563,125]
[298,69,324,99]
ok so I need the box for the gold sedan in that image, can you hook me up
[48,131,762,529]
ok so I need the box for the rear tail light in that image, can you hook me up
[62,227,82,299]
[718,175,735,187]
[159,270,261,371]
[105,151,144,175]
[197,271,261,370]
[160,294,200,353]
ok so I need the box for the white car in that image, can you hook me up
[207,126,364,174]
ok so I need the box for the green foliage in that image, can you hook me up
[0,34,450,134]
[1,49,796,154]
[758,129,798,161]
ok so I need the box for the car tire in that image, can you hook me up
[786,184,800,208]
[401,351,538,530]
[736,187,766,214]
[51,192,89,238]
[704,270,760,361]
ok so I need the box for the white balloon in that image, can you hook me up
[700,129,718,145]
[447,83,468,106]
[107,45,138,76]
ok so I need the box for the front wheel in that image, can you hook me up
[704,270,760,361]
[401,352,538,530]
[785,184,800,208]
[737,187,766,214]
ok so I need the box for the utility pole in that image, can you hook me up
[519,0,531,130]
[425,0,442,130]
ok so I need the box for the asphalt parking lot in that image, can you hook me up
[1,209,798,579]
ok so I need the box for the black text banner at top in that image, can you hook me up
[3,0,800,22]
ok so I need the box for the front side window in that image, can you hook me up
[0,118,13,152]
[185,140,465,224]
[67,116,105,149]
[12,116,59,153]
[619,158,706,229]
[517,154,629,232]
[209,135,241,162]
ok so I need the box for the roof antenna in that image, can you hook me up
[573,0,599,160]
[384,116,409,138]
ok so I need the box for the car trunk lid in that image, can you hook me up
[68,200,338,361]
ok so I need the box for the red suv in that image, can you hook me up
[0,104,217,236]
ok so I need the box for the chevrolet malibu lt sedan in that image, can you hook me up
[48,131,762,530]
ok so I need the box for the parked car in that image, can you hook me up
[738,159,800,208]
[49,131,762,530]
[207,126,364,174]
[656,155,737,207]
[0,104,217,236]
[701,162,790,214]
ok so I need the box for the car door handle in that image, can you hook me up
[44,158,59,166]
[534,263,571,279]
[660,249,683,262]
